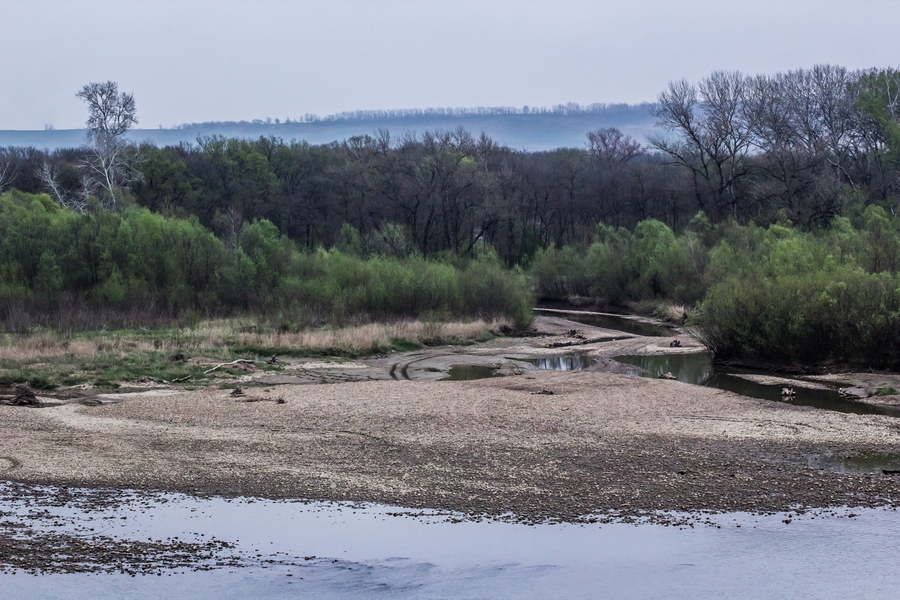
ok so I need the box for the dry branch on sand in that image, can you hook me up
[2,384,42,407]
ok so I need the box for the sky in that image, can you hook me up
[2,0,900,130]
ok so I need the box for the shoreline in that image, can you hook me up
[2,316,900,526]
[2,370,900,522]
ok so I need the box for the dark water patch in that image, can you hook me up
[444,365,502,381]
[614,353,716,385]
[535,309,674,337]
[615,353,900,417]
[523,353,596,371]
[807,452,900,474]
[444,354,597,381]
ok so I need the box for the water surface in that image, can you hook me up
[614,353,900,417]
[2,484,899,599]
[523,353,596,371]
[444,364,503,381]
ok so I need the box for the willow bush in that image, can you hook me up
[0,191,533,330]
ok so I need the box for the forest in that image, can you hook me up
[1,64,899,367]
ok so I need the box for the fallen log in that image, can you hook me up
[203,359,262,375]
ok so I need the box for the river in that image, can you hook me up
[2,484,899,599]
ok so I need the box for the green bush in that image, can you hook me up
[0,191,534,329]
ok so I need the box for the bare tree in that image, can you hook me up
[76,81,142,207]
[36,161,88,212]
[77,81,137,140]
[586,128,642,163]
[650,72,759,219]
[0,148,15,192]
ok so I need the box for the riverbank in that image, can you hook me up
[2,315,900,524]
[2,369,900,522]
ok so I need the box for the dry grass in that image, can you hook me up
[231,319,505,354]
[0,319,508,362]
[659,303,690,323]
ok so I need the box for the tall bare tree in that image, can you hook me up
[650,71,759,219]
[0,148,15,192]
[76,81,142,207]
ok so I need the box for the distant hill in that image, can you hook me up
[0,103,659,151]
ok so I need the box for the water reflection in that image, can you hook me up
[614,353,900,417]
[807,452,900,474]
[524,354,595,371]
[3,484,900,600]
[614,353,715,385]
[445,365,501,381]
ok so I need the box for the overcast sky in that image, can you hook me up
[2,0,899,130]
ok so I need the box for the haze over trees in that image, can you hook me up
[0,103,658,154]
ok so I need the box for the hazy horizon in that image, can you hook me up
[3,0,900,130]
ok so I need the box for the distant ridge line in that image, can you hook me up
[171,102,656,130]
[0,103,659,152]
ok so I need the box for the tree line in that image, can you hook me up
[0,65,896,269]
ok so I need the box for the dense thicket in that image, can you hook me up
[533,203,900,367]
[0,190,532,330]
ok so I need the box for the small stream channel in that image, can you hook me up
[613,353,900,418]
[444,354,596,381]
[540,308,900,418]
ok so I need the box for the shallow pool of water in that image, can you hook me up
[523,353,596,371]
[2,484,899,599]
[443,364,502,381]
[614,353,900,418]
[444,353,597,381]
[535,308,674,337]
[807,452,900,474]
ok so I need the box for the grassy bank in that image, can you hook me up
[0,318,507,390]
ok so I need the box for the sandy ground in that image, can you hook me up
[2,365,900,522]
[2,316,899,523]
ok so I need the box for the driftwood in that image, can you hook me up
[160,359,263,385]
[203,359,261,375]
[2,384,43,407]
[547,336,624,349]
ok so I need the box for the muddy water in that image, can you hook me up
[807,452,900,474]
[2,484,900,599]
[443,353,596,380]
[444,364,503,381]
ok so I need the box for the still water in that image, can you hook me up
[2,484,899,599]
[614,353,900,417]
[523,353,595,371]
[444,353,596,380]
